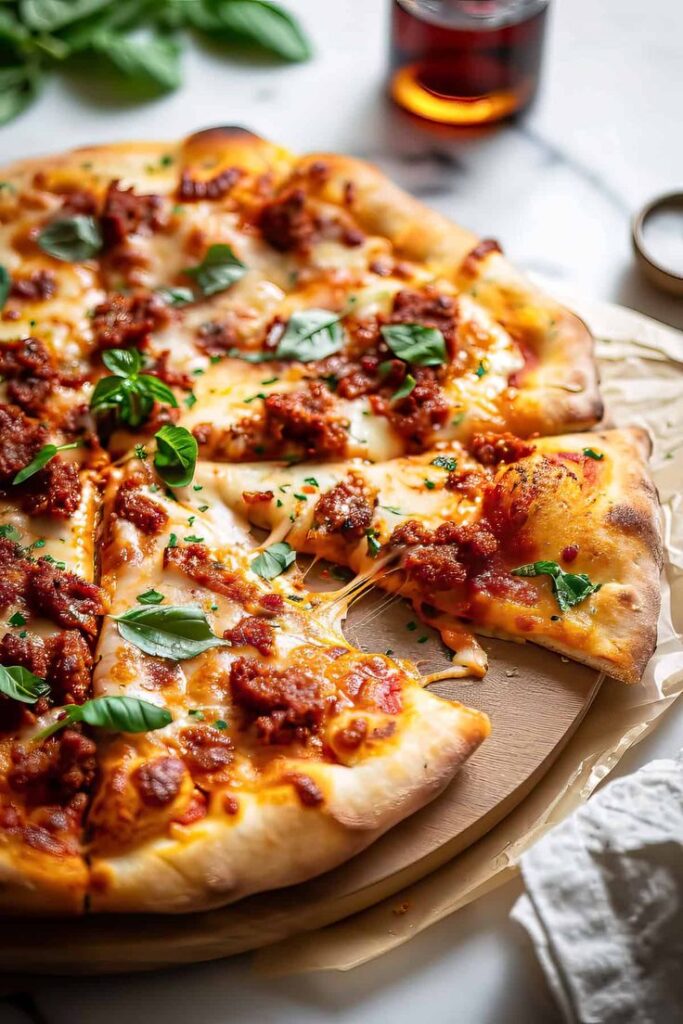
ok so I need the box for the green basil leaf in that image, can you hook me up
[251,540,296,580]
[136,588,164,605]
[366,529,381,558]
[0,664,50,704]
[137,374,179,408]
[38,215,103,262]
[102,347,142,377]
[154,424,197,487]
[90,373,129,413]
[275,309,344,362]
[511,560,601,612]
[391,374,416,403]
[202,0,312,62]
[94,31,182,91]
[20,0,113,33]
[156,286,194,307]
[0,64,43,127]
[184,243,247,297]
[583,448,604,460]
[75,694,172,731]
[380,323,447,367]
[431,456,457,471]
[13,443,58,484]
[0,524,22,542]
[0,265,9,309]
[114,604,229,659]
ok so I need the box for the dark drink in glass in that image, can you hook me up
[389,0,549,125]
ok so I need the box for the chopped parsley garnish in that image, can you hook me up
[8,612,26,627]
[583,448,604,460]
[366,528,381,558]
[475,360,488,378]
[423,479,436,490]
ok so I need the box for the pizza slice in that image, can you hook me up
[86,458,489,913]
[190,428,662,685]
[0,427,103,912]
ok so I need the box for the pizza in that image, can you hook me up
[196,428,661,684]
[0,127,660,915]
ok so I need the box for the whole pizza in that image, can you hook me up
[0,127,661,914]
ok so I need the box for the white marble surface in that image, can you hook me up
[1,1,682,1021]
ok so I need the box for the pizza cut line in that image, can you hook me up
[0,127,661,915]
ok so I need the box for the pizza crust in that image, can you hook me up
[89,687,488,913]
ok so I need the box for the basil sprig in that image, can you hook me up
[114,604,229,660]
[0,265,10,309]
[184,244,247,297]
[154,425,197,487]
[511,560,601,612]
[274,309,344,362]
[251,541,296,580]
[36,695,172,741]
[0,664,50,704]
[380,323,447,367]
[13,439,83,485]
[0,2,310,128]
[38,215,103,262]
[90,348,178,428]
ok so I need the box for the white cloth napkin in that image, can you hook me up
[511,751,683,1024]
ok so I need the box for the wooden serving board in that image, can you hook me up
[0,586,601,974]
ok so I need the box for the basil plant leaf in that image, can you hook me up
[380,323,447,367]
[0,664,50,704]
[251,540,296,580]
[275,309,344,362]
[91,349,178,428]
[36,695,172,740]
[94,31,182,91]
[114,604,229,660]
[391,374,416,403]
[0,63,43,127]
[38,215,103,262]
[0,266,10,310]
[511,560,601,612]
[20,0,114,33]
[204,0,312,62]
[154,425,197,487]
[137,588,164,605]
[184,244,247,297]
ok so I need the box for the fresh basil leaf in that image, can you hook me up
[0,664,50,704]
[380,323,447,367]
[184,244,247,297]
[12,444,58,485]
[114,604,229,659]
[511,560,601,612]
[137,588,164,605]
[154,425,197,487]
[275,309,344,362]
[0,64,43,127]
[38,215,103,262]
[0,265,9,309]
[431,456,457,471]
[200,0,312,62]
[137,374,178,408]
[391,374,416,403]
[20,0,113,33]
[251,540,296,580]
[12,439,81,485]
[37,695,172,740]
[94,31,182,91]
[583,448,604,460]
[102,346,142,377]
[156,286,194,307]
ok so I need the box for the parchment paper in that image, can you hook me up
[254,289,683,975]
